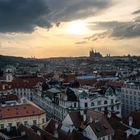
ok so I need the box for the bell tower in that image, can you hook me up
[6,67,13,82]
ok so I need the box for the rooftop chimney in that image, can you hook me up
[54,122,59,138]
[107,112,111,118]
[83,114,86,122]
[89,116,93,123]
[2,84,5,90]
[80,110,84,116]
[129,116,133,127]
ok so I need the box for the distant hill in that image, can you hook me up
[0,55,37,68]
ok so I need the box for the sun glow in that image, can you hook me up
[65,20,88,35]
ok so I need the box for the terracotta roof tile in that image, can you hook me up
[0,103,46,119]
[11,77,44,88]
[69,110,114,138]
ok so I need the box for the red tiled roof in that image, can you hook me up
[32,125,58,140]
[97,71,116,76]
[69,111,83,128]
[86,110,114,138]
[0,103,46,119]
[45,119,58,135]
[127,132,140,140]
[95,80,107,88]
[107,81,124,88]
[11,77,44,88]
[18,124,42,140]
[62,74,76,83]
[77,79,97,86]
[69,110,114,138]
[107,115,129,131]
[129,112,140,129]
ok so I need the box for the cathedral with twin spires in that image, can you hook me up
[89,49,103,59]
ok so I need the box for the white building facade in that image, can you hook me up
[121,81,140,117]
[32,86,121,121]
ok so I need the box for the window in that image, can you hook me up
[16,122,20,127]
[24,121,28,126]
[0,124,4,129]
[111,99,114,104]
[74,103,77,107]
[33,120,37,125]
[105,107,107,111]
[126,95,128,98]
[42,118,45,123]
[111,106,114,111]
[117,105,119,110]
[98,101,101,105]
[108,135,111,140]
[85,103,88,108]
[104,101,107,104]
[91,102,94,106]
[98,108,101,111]
[8,123,12,127]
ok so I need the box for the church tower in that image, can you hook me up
[6,67,14,82]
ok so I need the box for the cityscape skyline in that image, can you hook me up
[0,0,140,58]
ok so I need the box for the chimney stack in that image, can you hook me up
[89,116,93,123]
[129,116,133,127]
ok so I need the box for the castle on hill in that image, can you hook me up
[89,49,103,59]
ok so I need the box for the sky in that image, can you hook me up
[0,0,140,58]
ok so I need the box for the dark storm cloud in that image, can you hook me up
[111,22,140,39]
[46,0,113,22]
[132,9,140,15]
[0,0,112,33]
[0,0,50,33]
[84,19,140,42]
